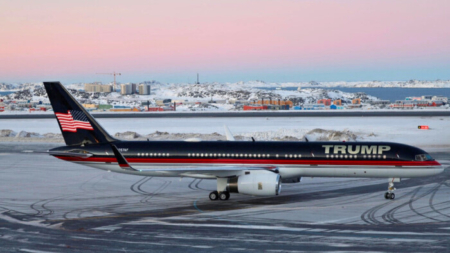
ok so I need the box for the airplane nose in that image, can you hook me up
[431,160,442,166]
[433,163,445,175]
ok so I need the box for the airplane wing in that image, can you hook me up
[143,166,278,178]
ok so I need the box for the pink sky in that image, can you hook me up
[0,0,449,83]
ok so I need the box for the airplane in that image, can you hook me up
[43,82,444,201]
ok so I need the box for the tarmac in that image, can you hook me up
[1,142,450,252]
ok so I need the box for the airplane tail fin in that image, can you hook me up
[43,82,117,146]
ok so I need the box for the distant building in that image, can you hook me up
[138,84,151,95]
[84,83,113,93]
[432,95,447,103]
[155,98,172,106]
[243,105,268,111]
[346,104,363,109]
[302,104,325,110]
[352,98,361,104]
[131,83,137,94]
[120,84,132,95]
[330,104,344,110]
[82,104,97,109]
[405,96,422,101]
[367,100,390,106]
[250,99,293,107]
[98,104,113,110]
[318,99,331,106]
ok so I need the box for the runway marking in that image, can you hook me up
[71,236,214,249]
[124,218,450,236]
[315,215,362,224]
[193,199,204,213]
[19,249,58,253]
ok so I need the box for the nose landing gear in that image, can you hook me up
[384,179,398,200]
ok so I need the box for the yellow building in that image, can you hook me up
[84,83,113,93]
[82,104,98,109]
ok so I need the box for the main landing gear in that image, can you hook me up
[384,179,397,200]
[209,191,230,201]
[209,178,231,201]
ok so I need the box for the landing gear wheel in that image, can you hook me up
[209,191,219,201]
[385,180,397,200]
[219,191,230,201]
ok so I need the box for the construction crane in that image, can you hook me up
[96,71,121,92]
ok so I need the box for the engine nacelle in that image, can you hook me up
[227,172,281,196]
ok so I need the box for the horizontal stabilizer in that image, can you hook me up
[48,151,93,159]
[110,144,139,171]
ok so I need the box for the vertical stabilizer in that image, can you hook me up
[44,82,117,146]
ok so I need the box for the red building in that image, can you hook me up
[318,99,331,106]
[243,105,268,111]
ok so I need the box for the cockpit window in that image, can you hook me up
[415,154,434,161]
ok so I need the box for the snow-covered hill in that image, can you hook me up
[0,81,380,108]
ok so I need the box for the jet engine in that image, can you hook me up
[227,171,281,196]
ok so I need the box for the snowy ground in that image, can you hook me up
[1,116,449,151]
[1,144,450,252]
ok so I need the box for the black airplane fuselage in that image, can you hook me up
[51,140,441,179]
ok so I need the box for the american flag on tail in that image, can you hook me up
[55,110,94,132]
